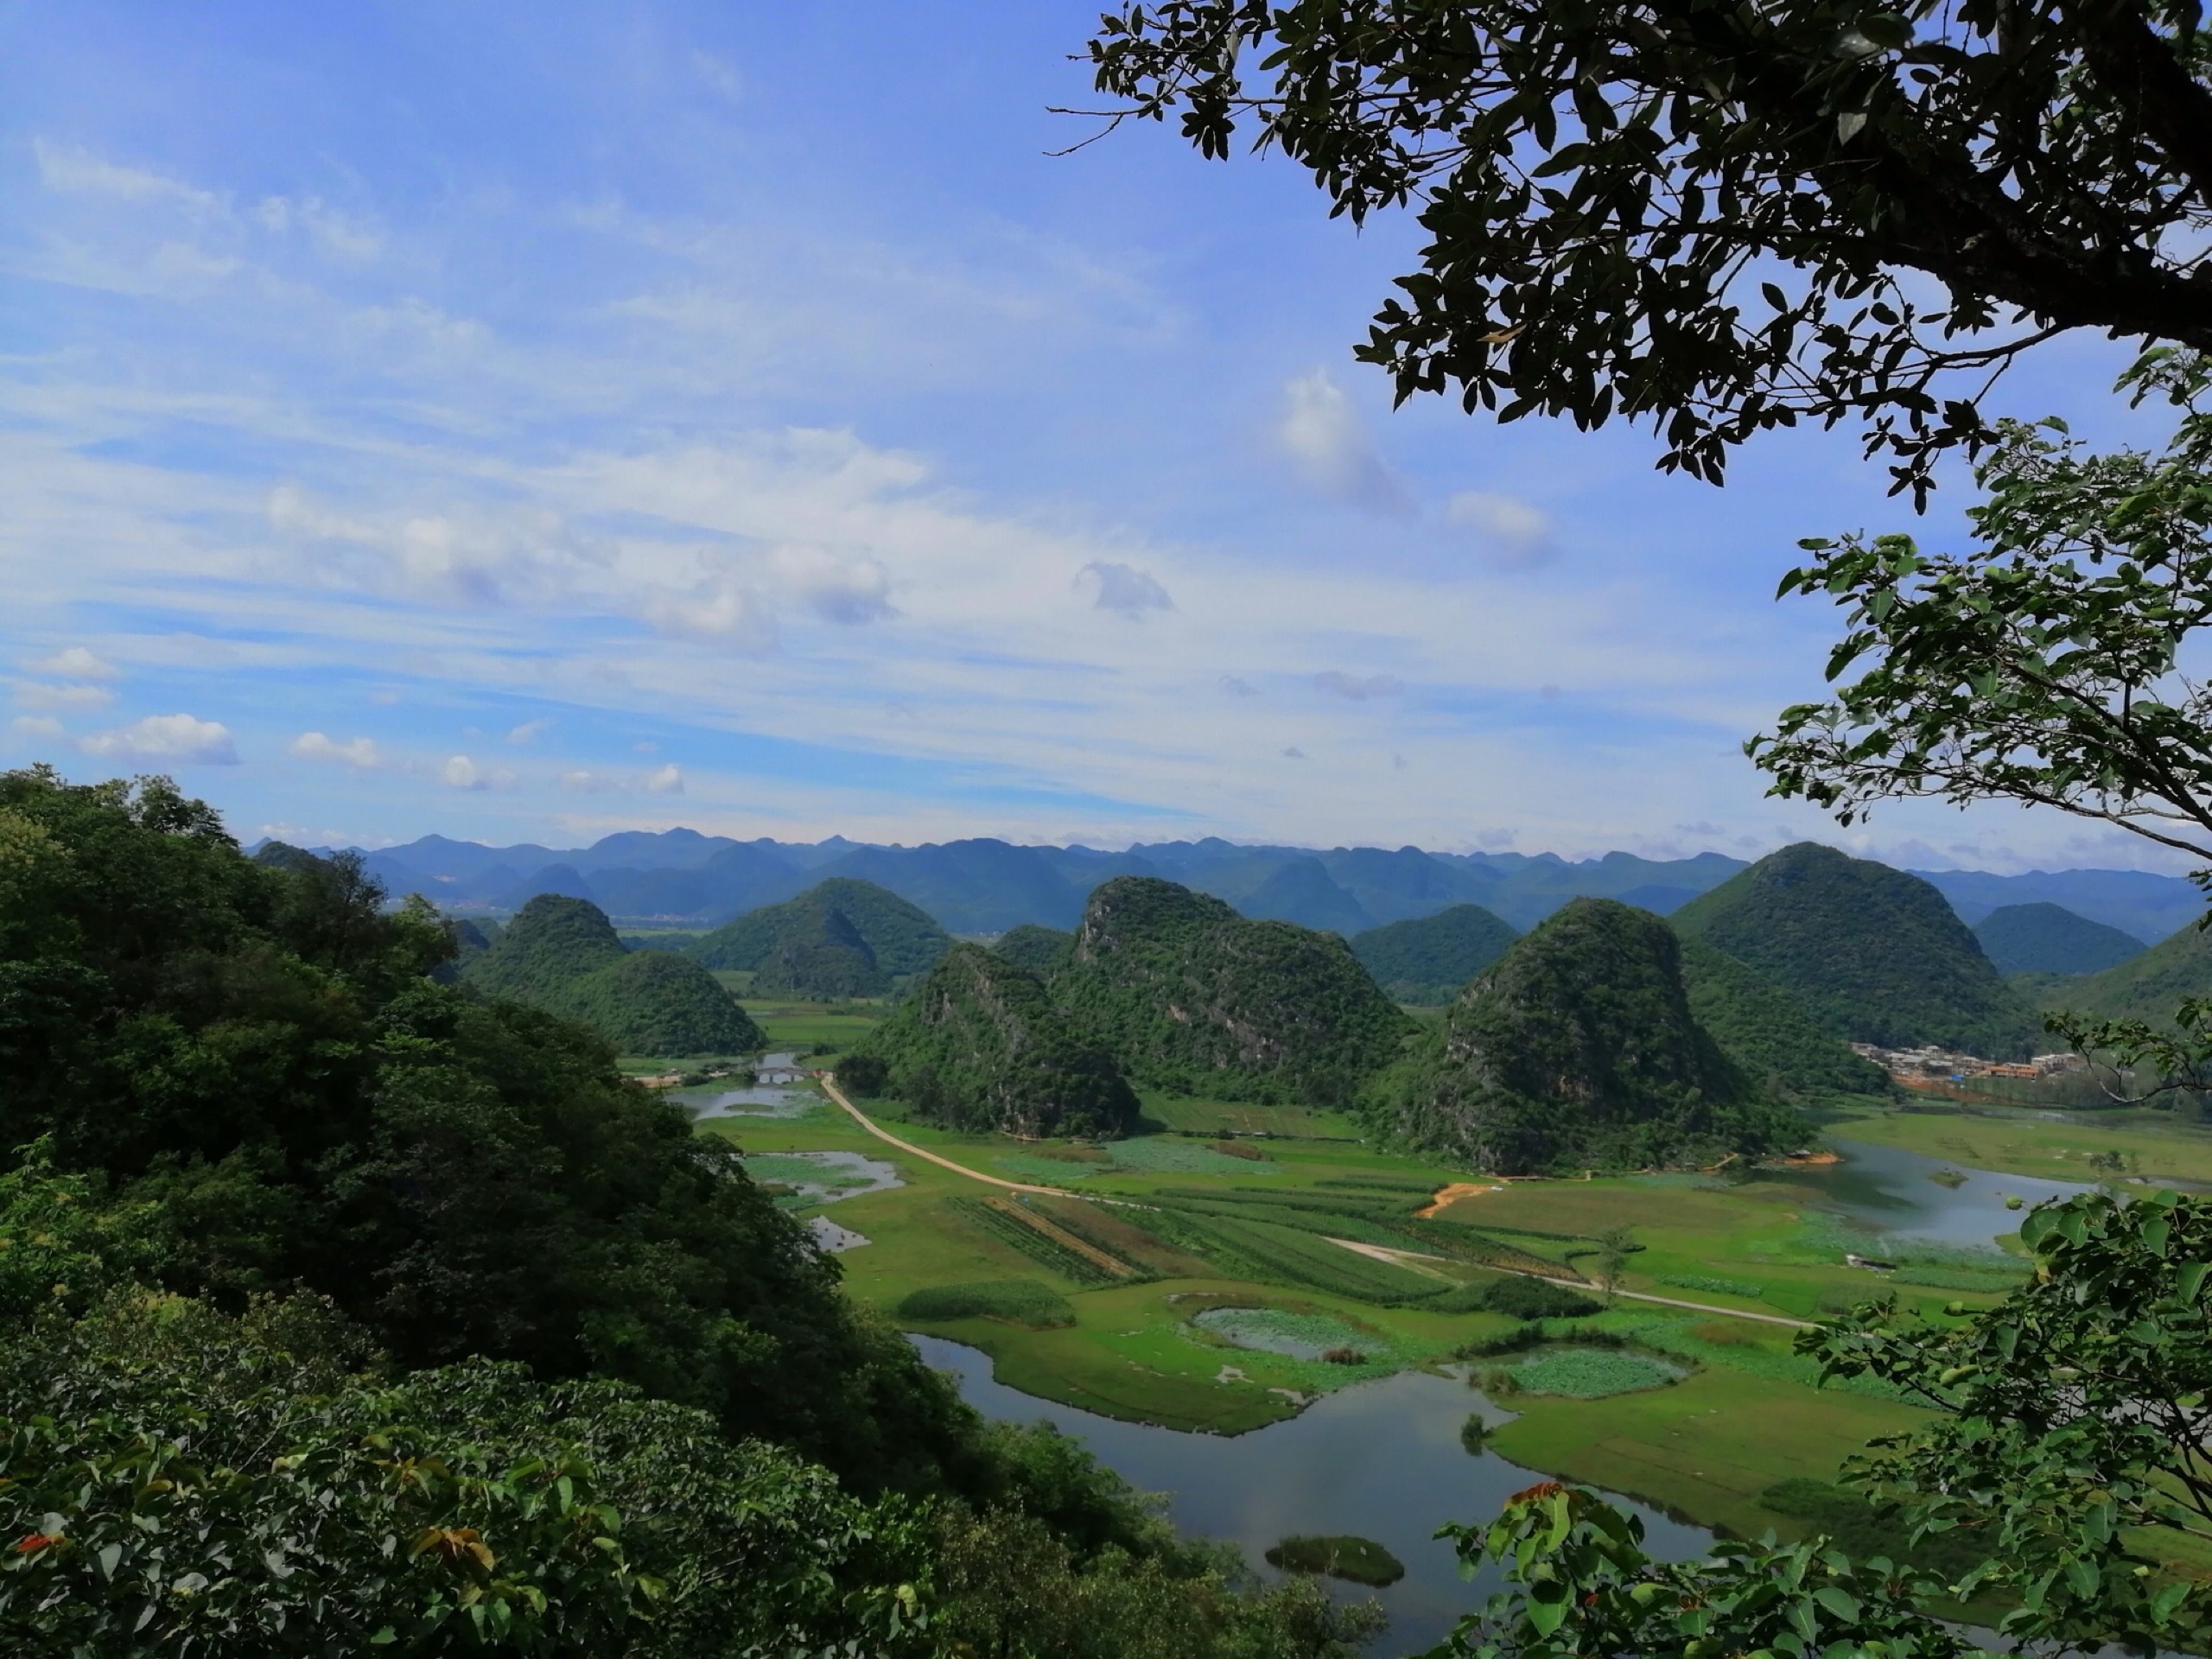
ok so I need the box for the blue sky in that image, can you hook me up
[0,1,2181,870]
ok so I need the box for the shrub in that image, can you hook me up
[1319,1346,1366,1364]
[1459,1411,1488,1453]
[1480,1275,1601,1319]
[895,1281,1077,1329]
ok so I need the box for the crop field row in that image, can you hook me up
[945,1196,1128,1285]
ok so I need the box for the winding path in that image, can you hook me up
[819,1073,1077,1197]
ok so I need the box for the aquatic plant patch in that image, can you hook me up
[896,1280,1076,1329]
[1192,1306,1372,1360]
[1264,1535,1406,1587]
[1506,1344,1684,1398]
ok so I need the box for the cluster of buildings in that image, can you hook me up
[1849,1042,2085,1084]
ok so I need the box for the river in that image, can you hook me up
[911,1136,2096,1655]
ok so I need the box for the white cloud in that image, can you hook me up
[1079,561,1173,620]
[8,715,65,742]
[289,731,382,767]
[560,769,610,791]
[1277,369,1409,512]
[1445,491,1556,568]
[442,754,486,790]
[645,763,684,794]
[507,718,552,745]
[1313,671,1403,701]
[16,681,117,709]
[80,713,238,765]
[34,139,225,216]
[28,646,120,680]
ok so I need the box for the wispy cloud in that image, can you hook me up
[16,681,117,710]
[1446,491,1556,569]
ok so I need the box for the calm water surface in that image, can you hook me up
[912,1334,1712,1654]
[675,1052,814,1119]
[1802,1136,2091,1246]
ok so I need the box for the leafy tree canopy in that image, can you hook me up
[1751,354,2212,1091]
[0,767,963,1493]
[1084,0,2212,498]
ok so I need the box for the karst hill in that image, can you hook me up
[1350,903,1520,1004]
[1055,876,1410,1105]
[856,943,1139,1138]
[1382,898,1802,1174]
[689,878,950,997]
[1670,842,2041,1058]
[463,893,761,1055]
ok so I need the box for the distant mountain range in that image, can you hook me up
[323,828,2208,945]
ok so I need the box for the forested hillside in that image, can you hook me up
[1351,904,1519,1002]
[2043,917,2212,1029]
[0,767,1369,1656]
[1672,843,2040,1058]
[993,923,1073,975]
[1057,876,1410,1104]
[855,944,1139,1137]
[690,878,950,995]
[1675,937,1888,1100]
[1973,902,2145,977]
[463,893,761,1053]
[1380,899,1802,1173]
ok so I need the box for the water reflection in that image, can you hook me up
[1800,1137,2091,1246]
[912,1334,1712,1656]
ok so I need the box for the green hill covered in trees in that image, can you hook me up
[1379,899,1802,1173]
[2038,914,2212,1029]
[690,878,950,996]
[993,923,1074,976]
[1350,903,1519,1002]
[853,944,1138,1137]
[1054,877,1409,1104]
[1973,902,2145,977]
[465,893,761,1054]
[1670,843,2040,1058]
[1675,937,1888,1100]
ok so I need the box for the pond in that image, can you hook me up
[741,1149,902,1204]
[674,1052,816,1120]
[1797,1136,2091,1247]
[911,1333,1713,1655]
